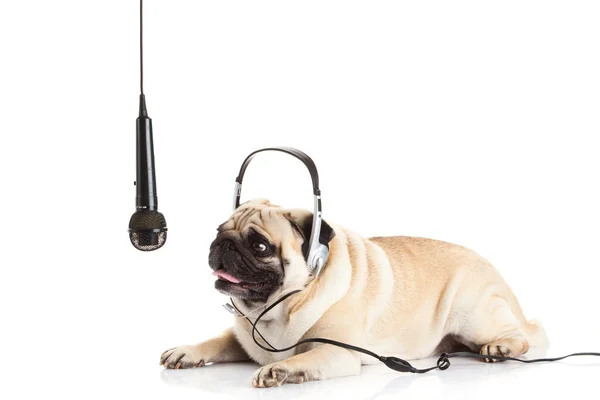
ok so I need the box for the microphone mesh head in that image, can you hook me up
[128,210,168,251]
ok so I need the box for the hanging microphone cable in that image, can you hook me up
[128,0,168,251]
[140,0,144,96]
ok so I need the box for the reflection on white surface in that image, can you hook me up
[160,361,435,400]
[159,349,600,400]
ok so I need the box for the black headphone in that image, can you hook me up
[233,147,329,277]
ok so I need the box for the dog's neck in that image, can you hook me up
[230,281,312,324]
[228,297,277,324]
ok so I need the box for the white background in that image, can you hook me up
[1,1,599,399]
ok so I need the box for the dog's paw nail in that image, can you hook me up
[159,345,203,370]
[253,364,300,387]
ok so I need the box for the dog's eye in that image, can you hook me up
[251,241,268,254]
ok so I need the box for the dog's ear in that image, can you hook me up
[285,211,336,258]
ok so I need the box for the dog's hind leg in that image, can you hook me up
[453,283,545,362]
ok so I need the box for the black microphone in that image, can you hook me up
[129,95,168,251]
[129,0,167,251]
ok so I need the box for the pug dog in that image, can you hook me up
[160,199,547,388]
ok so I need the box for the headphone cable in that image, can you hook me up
[240,289,600,374]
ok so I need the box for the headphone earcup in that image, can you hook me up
[318,244,329,266]
[308,244,329,277]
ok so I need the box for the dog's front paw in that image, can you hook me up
[252,363,311,388]
[160,345,205,369]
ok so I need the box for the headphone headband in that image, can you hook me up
[234,147,320,204]
[232,147,328,276]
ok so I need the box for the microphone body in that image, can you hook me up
[135,97,158,211]
[129,95,168,251]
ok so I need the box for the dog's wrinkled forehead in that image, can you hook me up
[217,199,292,241]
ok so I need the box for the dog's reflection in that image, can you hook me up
[159,352,553,400]
[160,362,256,391]
[160,361,419,399]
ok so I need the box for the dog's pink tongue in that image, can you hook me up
[212,269,242,283]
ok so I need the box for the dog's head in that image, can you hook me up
[208,199,336,302]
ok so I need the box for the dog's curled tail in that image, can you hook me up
[524,319,549,348]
